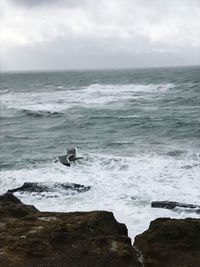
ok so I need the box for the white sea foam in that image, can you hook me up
[86,83,174,93]
[1,83,175,113]
[1,151,199,239]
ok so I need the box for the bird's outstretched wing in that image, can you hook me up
[58,155,71,167]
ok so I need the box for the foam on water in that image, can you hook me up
[86,83,174,93]
[1,83,174,113]
[1,151,199,239]
[1,68,199,241]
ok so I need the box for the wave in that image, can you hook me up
[85,83,175,93]
[0,108,64,119]
[1,151,199,238]
[3,134,31,140]
[0,89,9,94]
[166,150,186,157]
[20,109,63,118]
[0,83,175,113]
[1,151,199,202]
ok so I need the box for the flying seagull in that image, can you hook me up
[55,147,83,167]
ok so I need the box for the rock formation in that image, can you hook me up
[134,217,200,267]
[0,193,141,267]
[1,193,200,267]
[151,201,200,214]
[8,182,91,195]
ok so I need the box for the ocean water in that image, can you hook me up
[0,66,200,239]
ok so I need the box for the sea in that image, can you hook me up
[0,66,200,239]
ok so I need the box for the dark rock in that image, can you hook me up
[0,194,141,267]
[0,193,38,220]
[151,201,200,214]
[134,217,200,267]
[8,182,91,195]
[0,192,22,204]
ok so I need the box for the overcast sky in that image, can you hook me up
[1,0,200,71]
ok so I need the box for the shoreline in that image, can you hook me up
[1,192,200,267]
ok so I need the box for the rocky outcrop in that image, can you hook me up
[151,201,200,214]
[134,217,200,267]
[0,193,141,267]
[8,182,91,195]
[0,193,38,219]
[1,193,200,267]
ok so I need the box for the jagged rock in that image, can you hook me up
[8,182,91,195]
[0,194,141,267]
[0,193,22,204]
[134,217,200,267]
[151,201,200,214]
[0,193,38,220]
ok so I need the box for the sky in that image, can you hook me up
[1,0,200,71]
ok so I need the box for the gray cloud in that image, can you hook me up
[8,0,89,8]
[2,36,200,71]
[2,0,200,71]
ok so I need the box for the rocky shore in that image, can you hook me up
[135,217,200,267]
[0,193,200,267]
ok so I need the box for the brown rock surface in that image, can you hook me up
[0,193,141,267]
[134,217,200,267]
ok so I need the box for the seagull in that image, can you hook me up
[55,147,83,167]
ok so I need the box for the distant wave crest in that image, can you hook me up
[20,109,63,118]
[0,83,175,113]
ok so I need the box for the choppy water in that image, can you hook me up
[0,66,200,239]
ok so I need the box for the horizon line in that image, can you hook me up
[1,64,200,74]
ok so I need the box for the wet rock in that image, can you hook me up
[0,193,22,204]
[134,217,200,267]
[0,193,38,219]
[0,194,141,267]
[151,201,200,214]
[8,182,91,195]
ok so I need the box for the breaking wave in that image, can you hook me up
[0,151,199,238]
[1,83,175,113]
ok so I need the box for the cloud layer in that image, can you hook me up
[1,0,200,70]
